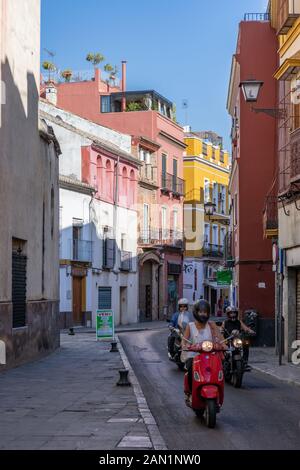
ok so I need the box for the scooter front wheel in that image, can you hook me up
[205,399,217,428]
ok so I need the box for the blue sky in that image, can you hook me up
[41,0,269,151]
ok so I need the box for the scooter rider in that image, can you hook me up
[222,306,254,368]
[168,298,192,356]
[182,300,225,396]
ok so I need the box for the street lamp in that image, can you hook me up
[204,201,230,226]
[204,201,216,217]
[239,78,284,119]
[239,79,264,103]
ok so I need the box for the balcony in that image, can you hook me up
[172,176,185,196]
[120,251,132,271]
[223,231,235,267]
[244,13,270,21]
[109,90,174,120]
[277,0,300,34]
[291,128,300,182]
[203,243,224,258]
[72,239,92,262]
[161,173,184,196]
[138,229,184,249]
[263,196,278,239]
[139,163,158,187]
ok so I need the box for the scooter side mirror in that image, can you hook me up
[166,319,170,323]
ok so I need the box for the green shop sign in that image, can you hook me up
[96,309,114,340]
[217,270,232,286]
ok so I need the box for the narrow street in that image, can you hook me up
[119,327,300,450]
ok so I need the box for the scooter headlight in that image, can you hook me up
[202,341,213,352]
[233,338,243,348]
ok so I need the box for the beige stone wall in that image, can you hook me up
[0,0,60,369]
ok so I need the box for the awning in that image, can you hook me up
[274,58,300,81]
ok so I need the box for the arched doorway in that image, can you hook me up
[139,251,161,321]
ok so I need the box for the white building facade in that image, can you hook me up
[40,100,139,328]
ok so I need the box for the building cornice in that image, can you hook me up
[59,175,95,195]
[278,18,300,58]
[183,156,230,174]
[159,130,187,149]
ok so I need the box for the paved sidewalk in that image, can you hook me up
[0,333,166,450]
[250,347,300,387]
[62,320,169,335]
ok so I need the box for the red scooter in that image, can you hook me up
[184,340,227,428]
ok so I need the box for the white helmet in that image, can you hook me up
[178,298,189,307]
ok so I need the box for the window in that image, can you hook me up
[161,206,167,240]
[162,154,167,187]
[202,142,208,156]
[103,227,115,269]
[293,103,300,131]
[234,193,238,225]
[204,179,210,203]
[204,224,210,245]
[220,151,224,163]
[139,149,145,162]
[98,287,112,309]
[219,185,226,214]
[121,233,126,251]
[101,95,111,113]
[12,239,27,328]
[143,204,149,241]
[73,219,83,261]
[212,225,218,246]
[220,227,226,247]
[213,183,218,208]
[172,159,178,192]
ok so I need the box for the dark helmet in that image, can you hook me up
[193,300,210,324]
[226,306,239,320]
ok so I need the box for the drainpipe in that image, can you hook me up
[121,61,127,112]
[113,155,120,275]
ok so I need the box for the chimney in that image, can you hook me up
[121,61,127,112]
[94,68,101,90]
[45,83,57,106]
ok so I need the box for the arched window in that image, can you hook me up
[97,156,103,196]
[129,169,135,207]
[121,166,128,204]
[105,160,113,200]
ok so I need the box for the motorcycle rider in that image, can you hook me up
[222,306,254,369]
[182,300,225,398]
[168,298,192,356]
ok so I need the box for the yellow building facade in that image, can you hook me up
[183,131,231,312]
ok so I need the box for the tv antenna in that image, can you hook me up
[182,99,189,125]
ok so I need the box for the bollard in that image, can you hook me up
[110,341,118,352]
[68,327,75,336]
[117,369,131,386]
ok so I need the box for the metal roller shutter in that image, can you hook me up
[297,270,300,341]
[12,252,27,328]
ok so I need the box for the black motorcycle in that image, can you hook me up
[167,326,185,370]
[223,329,249,388]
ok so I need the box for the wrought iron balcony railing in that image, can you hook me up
[277,0,300,35]
[263,196,278,235]
[71,239,93,262]
[120,250,132,271]
[244,13,270,22]
[138,229,184,248]
[203,242,224,258]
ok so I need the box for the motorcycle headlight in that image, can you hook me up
[233,338,243,348]
[202,341,213,352]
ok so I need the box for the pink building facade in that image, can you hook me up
[47,67,185,319]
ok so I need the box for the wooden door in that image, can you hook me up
[72,276,82,325]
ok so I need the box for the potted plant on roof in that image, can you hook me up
[60,69,73,82]
[42,61,57,83]
[86,52,105,74]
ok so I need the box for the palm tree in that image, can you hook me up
[86,53,105,68]
[42,61,57,82]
